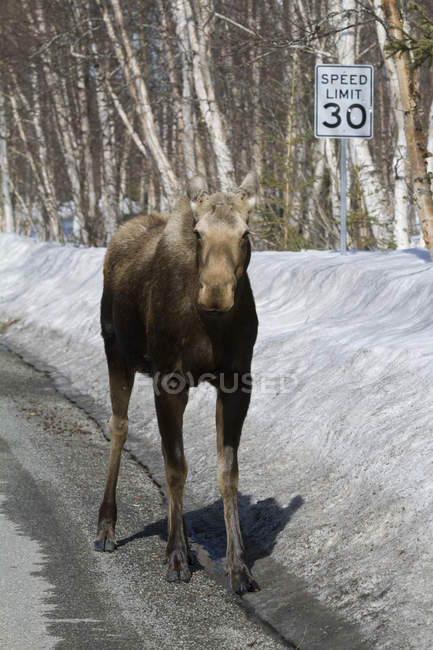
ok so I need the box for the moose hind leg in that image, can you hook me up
[94,347,134,552]
[216,387,260,595]
[154,386,190,582]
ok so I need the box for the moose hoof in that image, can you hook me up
[94,518,116,552]
[94,538,117,552]
[166,550,191,583]
[230,566,260,595]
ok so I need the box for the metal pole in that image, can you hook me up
[340,137,347,254]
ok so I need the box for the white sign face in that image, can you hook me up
[315,64,374,139]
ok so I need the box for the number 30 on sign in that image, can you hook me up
[315,64,374,139]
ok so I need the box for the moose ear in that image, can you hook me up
[236,171,258,211]
[187,175,208,214]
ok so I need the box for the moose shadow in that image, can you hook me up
[117,493,303,572]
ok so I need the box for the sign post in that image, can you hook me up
[314,64,374,253]
[340,138,347,253]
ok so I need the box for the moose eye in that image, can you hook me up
[241,230,250,240]
[193,229,201,240]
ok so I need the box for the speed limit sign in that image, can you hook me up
[315,64,374,139]
[314,64,374,253]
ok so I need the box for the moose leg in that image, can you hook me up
[216,386,260,595]
[154,385,190,582]
[94,348,134,552]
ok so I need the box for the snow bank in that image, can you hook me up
[1,233,433,647]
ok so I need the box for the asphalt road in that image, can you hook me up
[0,346,287,650]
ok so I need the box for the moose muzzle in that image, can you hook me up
[197,275,236,312]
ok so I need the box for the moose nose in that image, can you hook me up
[198,279,235,312]
[207,281,234,297]
[199,281,221,292]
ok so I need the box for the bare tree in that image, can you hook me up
[373,0,410,248]
[382,0,433,254]
[96,0,179,208]
[1,0,432,251]
[0,72,13,232]
[175,0,235,190]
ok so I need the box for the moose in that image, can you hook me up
[94,172,260,594]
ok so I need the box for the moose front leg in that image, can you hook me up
[216,384,260,595]
[154,384,190,582]
[95,347,134,552]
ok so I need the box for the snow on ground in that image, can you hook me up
[1,233,433,648]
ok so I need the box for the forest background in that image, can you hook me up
[0,0,432,252]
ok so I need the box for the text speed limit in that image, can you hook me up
[315,64,374,139]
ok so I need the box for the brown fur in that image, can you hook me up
[94,174,260,594]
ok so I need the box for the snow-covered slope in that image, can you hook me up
[1,233,432,648]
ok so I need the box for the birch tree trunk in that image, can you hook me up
[303,0,342,235]
[11,178,38,240]
[159,0,185,176]
[182,70,199,178]
[58,77,89,243]
[0,74,14,232]
[33,75,59,239]
[11,67,61,240]
[248,0,262,182]
[93,58,119,243]
[332,0,392,246]
[75,60,97,241]
[32,0,86,243]
[177,0,235,189]
[173,0,199,178]
[77,63,97,240]
[308,146,326,244]
[283,48,298,240]
[148,173,157,212]
[98,84,118,242]
[118,130,132,217]
[9,83,58,240]
[382,0,433,254]
[71,2,97,240]
[324,138,340,235]
[427,100,433,195]
[373,0,410,248]
[98,0,179,207]
[104,76,149,160]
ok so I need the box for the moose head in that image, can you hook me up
[187,172,258,313]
